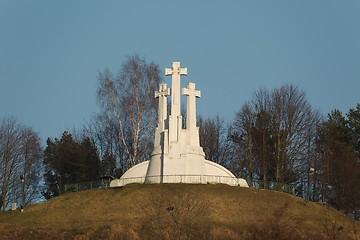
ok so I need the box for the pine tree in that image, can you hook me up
[43,132,100,199]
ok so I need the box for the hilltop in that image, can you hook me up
[0,184,359,240]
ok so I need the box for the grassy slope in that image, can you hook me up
[0,184,359,239]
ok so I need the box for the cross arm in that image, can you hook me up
[180,68,188,76]
[155,87,171,98]
[165,67,187,76]
[165,68,173,76]
[182,88,201,98]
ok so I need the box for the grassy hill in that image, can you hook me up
[0,184,359,239]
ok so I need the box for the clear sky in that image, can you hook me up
[1,0,359,144]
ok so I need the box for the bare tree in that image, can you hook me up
[231,84,318,189]
[96,55,161,172]
[19,128,43,206]
[198,115,232,166]
[0,117,42,210]
[82,115,121,176]
[0,117,22,210]
[230,102,256,184]
[270,85,314,185]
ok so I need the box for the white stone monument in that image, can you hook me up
[110,62,248,187]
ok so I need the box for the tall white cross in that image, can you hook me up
[182,82,201,146]
[155,83,170,132]
[165,62,187,118]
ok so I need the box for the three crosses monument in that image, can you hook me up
[110,62,248,187]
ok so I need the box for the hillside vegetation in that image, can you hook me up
[0,184,359,240]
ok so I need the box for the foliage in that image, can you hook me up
[42,131,100,199]
[316,108,360,218]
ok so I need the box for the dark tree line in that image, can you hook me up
[198,88,360,219]
[315,106,360,218]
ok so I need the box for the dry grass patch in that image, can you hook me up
[0,184,359,239]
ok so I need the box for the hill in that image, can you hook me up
[0,184,359,239]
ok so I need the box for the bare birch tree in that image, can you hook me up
[96,55,161,172]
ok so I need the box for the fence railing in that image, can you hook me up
[110,174,243,187]
[251,180,296,195]
[60,177,295,196]
[60,179,111,194]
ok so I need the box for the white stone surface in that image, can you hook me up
[182,82,201,146]
[110,161,149,187]
[110,61,248,188]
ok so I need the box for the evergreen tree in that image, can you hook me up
[348,103,360,158]
[43,131,100,199]
[100,150,116,178]
[316,109,360,218]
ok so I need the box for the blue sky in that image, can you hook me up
[1,0,359,144]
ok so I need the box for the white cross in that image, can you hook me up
[182,82,201,146]
[155,83,170,131]
[165,62,188,143]
[165,62,187,118]
[165,62,187,76]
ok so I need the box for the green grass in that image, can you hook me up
[0,184,359,239]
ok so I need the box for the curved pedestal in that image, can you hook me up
[110,159,249,187]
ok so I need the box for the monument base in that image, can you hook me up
[110,160,249,188]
